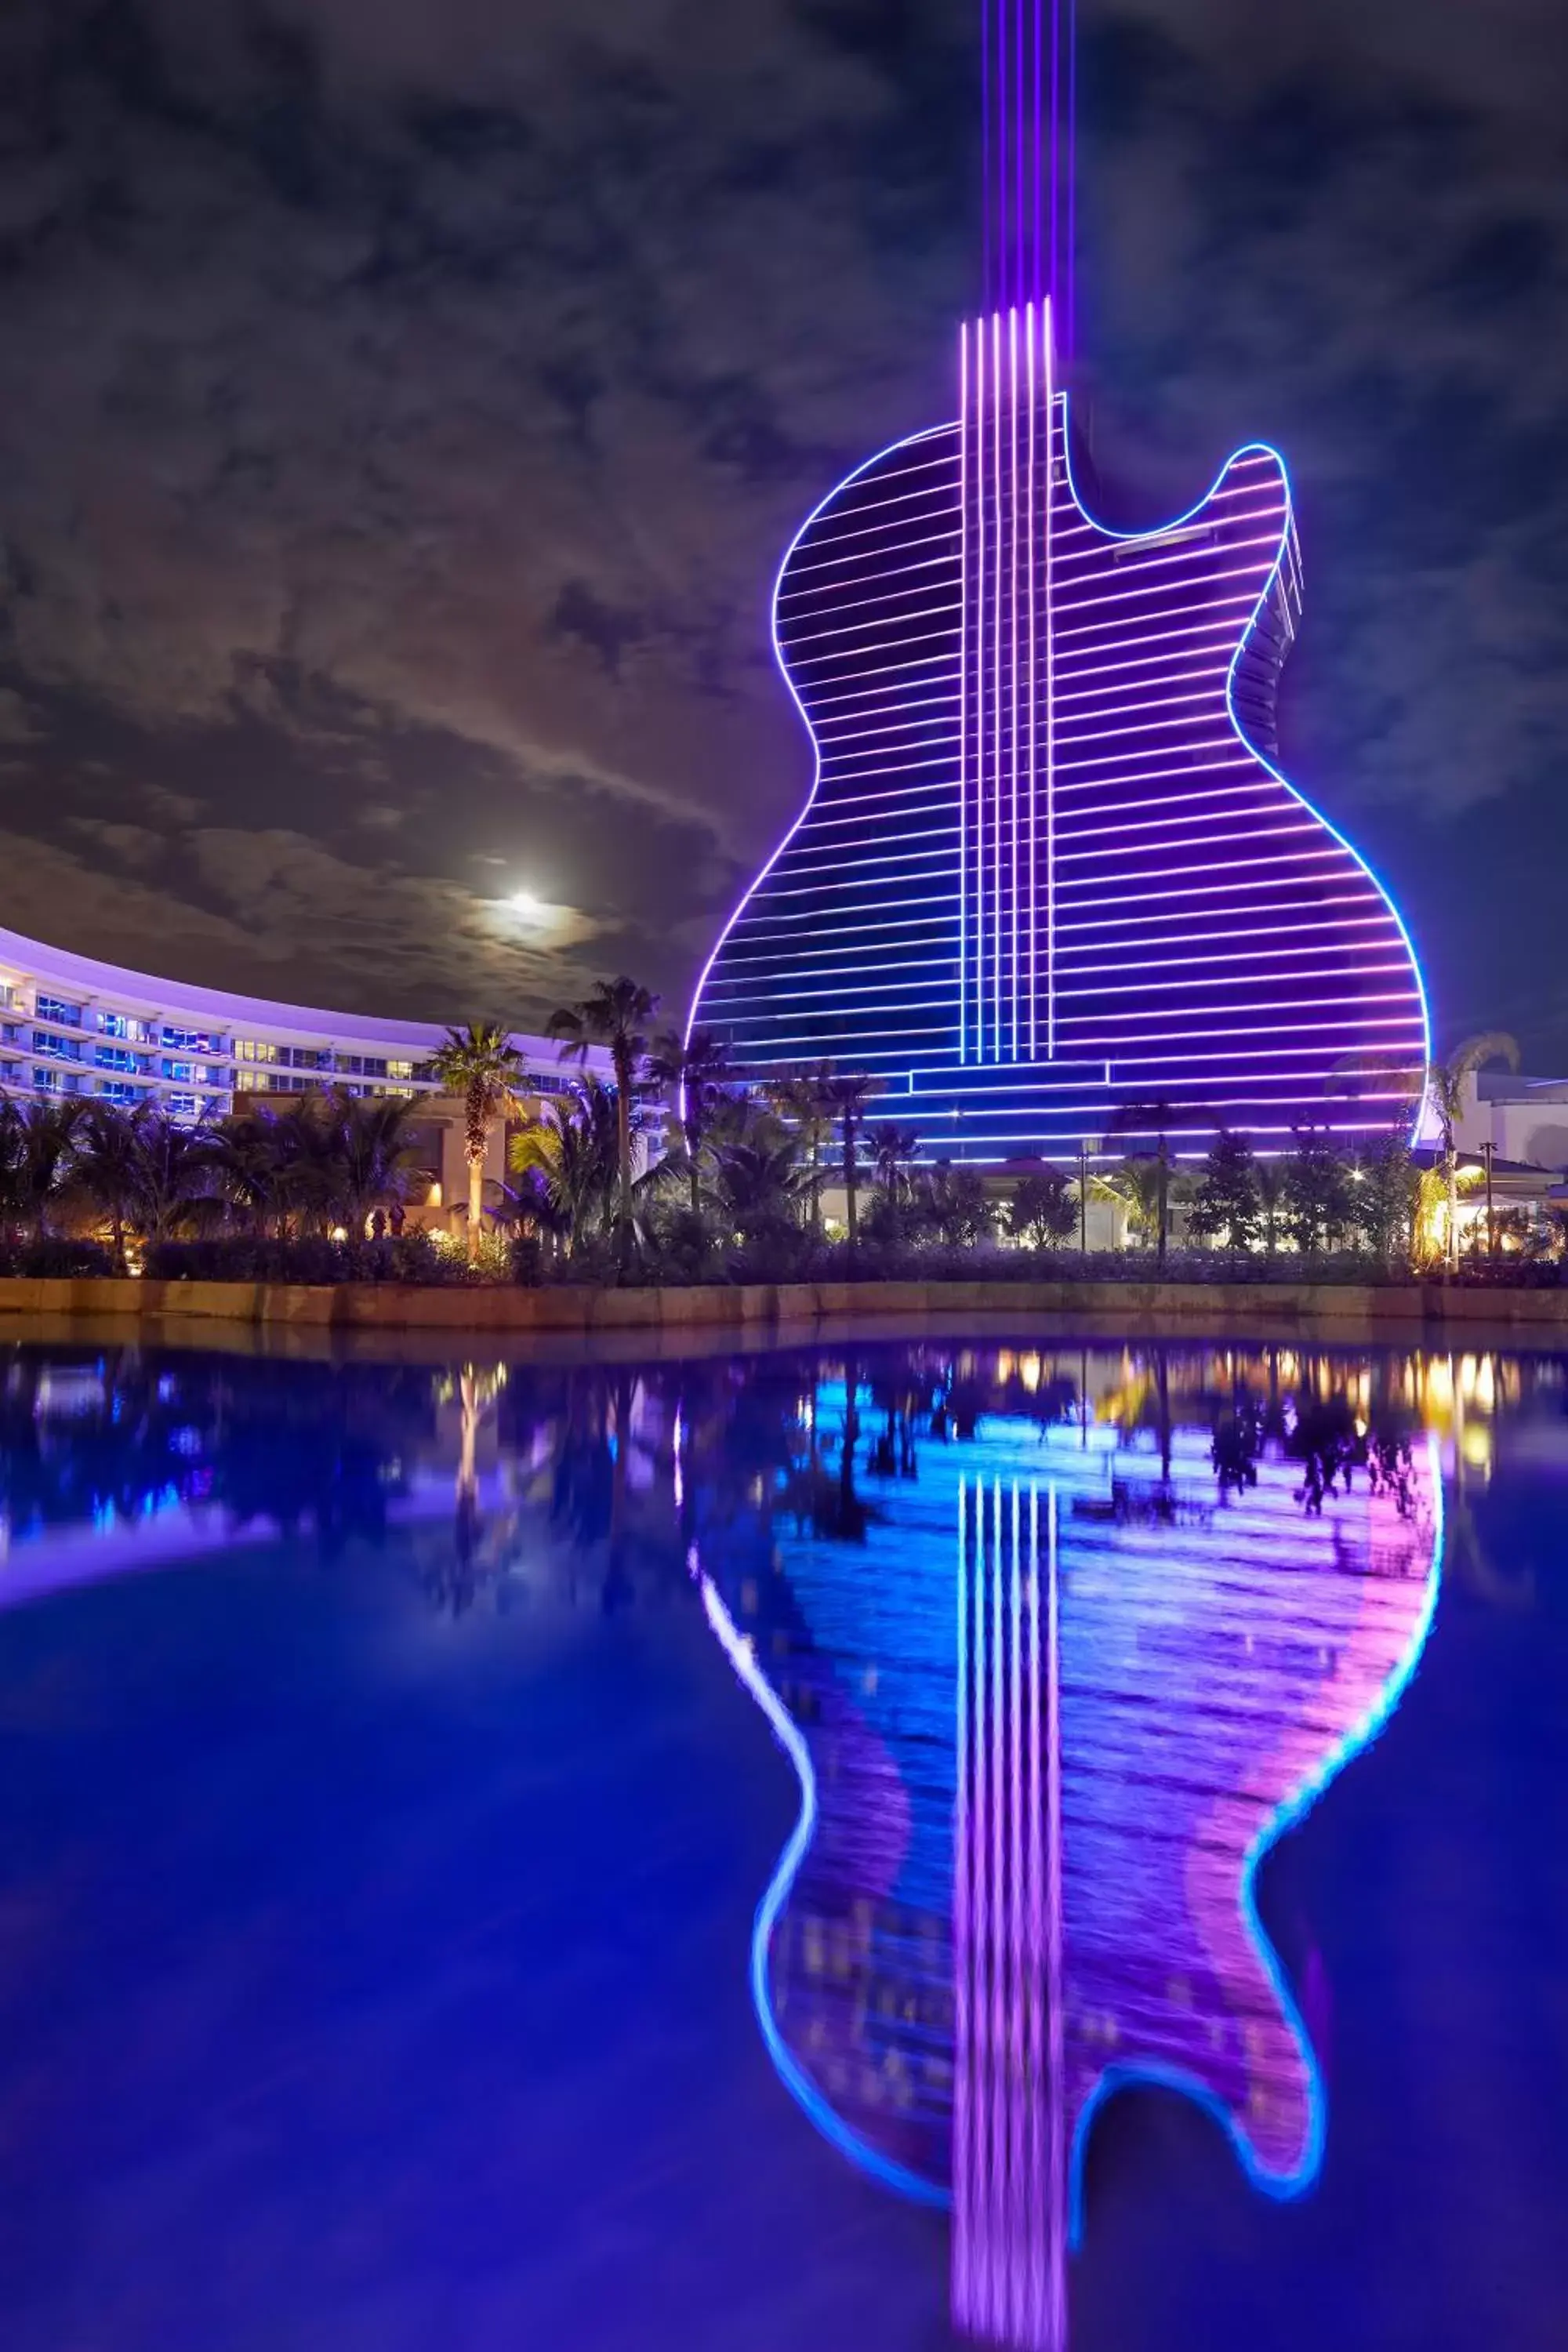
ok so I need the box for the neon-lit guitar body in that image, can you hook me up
[691,360,1425,1159]
[690,0,1428,1160]
[699,1384,1443,2348]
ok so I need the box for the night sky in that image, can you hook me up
[1,1,1564,1058]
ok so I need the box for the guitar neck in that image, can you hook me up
[984,0,1076,346]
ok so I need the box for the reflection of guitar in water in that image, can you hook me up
[699,1404,1441,2350]
[689,0,1427,1164]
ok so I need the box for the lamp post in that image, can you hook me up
[1079,1136,1099,1254]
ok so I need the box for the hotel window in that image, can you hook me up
[31,1067,60,1093]
[99,1080,146,1107]
[162,1025,223,1054]
[388,1059,416,1082]
[286,1047,327,1071]
[361,1057,387,1078]
[35,995,84,1029]
[165,1093,200,1120]
[33,1032,81,1062]
[96,1046,141,1073]
[162,1059,194,1083]
[234,1039,280,1065]
[98,1011,152,1042]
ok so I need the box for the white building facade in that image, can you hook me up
[0,924,574,1123]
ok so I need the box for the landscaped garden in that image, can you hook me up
[0,981,1555,1290]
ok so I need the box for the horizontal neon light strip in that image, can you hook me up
[1054,816,1321,867]
[1055,884,1387,938]
[784,595,962,654]
[780,525,959,590]
[713,910,1396,989]
[1056,959,1411,1004]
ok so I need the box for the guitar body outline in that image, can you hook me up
[698,1417,1444,2243]
[690,394,1429,1161]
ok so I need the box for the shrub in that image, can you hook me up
[142,1232,475,1286]
[0,1237,118,1279]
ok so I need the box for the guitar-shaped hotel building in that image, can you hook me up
[689,0,1428,1163]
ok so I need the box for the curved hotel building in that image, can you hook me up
[0,923,569,1123]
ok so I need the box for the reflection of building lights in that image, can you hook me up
[1461,1427,1492,1473]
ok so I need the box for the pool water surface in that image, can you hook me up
[0,1332,1563,2350]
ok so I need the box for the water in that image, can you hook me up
[0,1327,1563,2350]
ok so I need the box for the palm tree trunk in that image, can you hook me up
[1156,1142,1169,1271]
[844,1118,858,1247]
[1446,1145,1458,1274]
[467,1147,485,1261]
[615,1051,633,1234]
[688,1126,701,1219]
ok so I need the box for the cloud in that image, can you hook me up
[0,0,1564,1056]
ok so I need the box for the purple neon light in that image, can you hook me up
[691,326,1428,1158]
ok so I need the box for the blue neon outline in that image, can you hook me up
[704,1435,1443,2238]
[698,1571,949,2205]
[684,420,957,1051]
[1066,1431,1445,2240]
[1058,406,1434,1136]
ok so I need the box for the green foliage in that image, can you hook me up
[1187,1131,1260,1250]
[550,976,662,1242]
[1283,1133,1355,1253]
[1347,1136,1419,1264]
[1008,1169,1076,1249]
[918,1161,993,1247]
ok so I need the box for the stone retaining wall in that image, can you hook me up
[1,1273,1566,1331]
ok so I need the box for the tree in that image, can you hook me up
[1334,1030,1520,1272]
[1104,1098,1213,1268]
[431,1023,525,1261]
[72,1101,150,1270]
[1187,1131,1261,1250]
[869,1122,921,1207]
[1348,1135,1420,1266]
[764,1063,837,1235]
[209,1107,297,1236]
[1008,1168,1076,1250]
[0,1096,85,1242]
[818,1070,883,1247]
[1255,1160,1287,1256]
[510,1080,619,1255]
[318,1091,424,1236]
[1283,1132,1355,1254]
[709,1127,813,1247]
[122,1109,220,1249]
[647,1026,731,1218]
[1109,1157,1163,1250]
[550,978,659,1246]
[918,1160,993,1247]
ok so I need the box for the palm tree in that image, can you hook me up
[320,1090,425,1236]
[1334,1032,1519,1271]
[431,1023,525,1261]
[1108,1157,1164,1252]
[210,1106,296,1236]
[1104,1098,1215,1268]
[550,977,659,1243]
[125,1109,220,1248]
[0,1096,85,1242]
[818,1070,883,1247]
[764,1063,837,1235]
[869,1122,921,1207]
[647,1026,731,1218]
[72,1101,147,1270]
[709,1131,813,1244]
[510,1080,620,1255]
